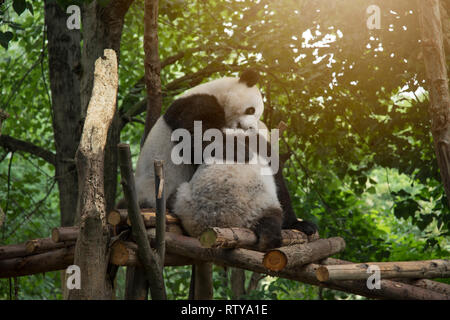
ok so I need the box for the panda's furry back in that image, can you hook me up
[173,163,281,237]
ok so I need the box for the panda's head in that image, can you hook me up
[181,70,264,130]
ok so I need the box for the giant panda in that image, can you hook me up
[134,70,317,236]
[134,70,263,209]
[172,123,284,251]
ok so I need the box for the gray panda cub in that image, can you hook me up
[173,124,283,251]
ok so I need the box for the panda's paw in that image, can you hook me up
[292,220,318,236]
[257,230,282,252]
[254,213,283,251]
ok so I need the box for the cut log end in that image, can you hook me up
[51,228,60,243]
[107,210,123,226]
[25,240,38,254]
[199,229,217,248]
[316,266,330,282]
[110,242,132,266]
[263,250,287,271]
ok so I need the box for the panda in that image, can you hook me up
[134,70,263,209]
[133,70,317,236]
[172,123,284,251]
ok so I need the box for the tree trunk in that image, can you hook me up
[418,0,450,205]
[68,49,118,300]
[143,0,162,142]
[44,0,82,228]
[79,0,134,217]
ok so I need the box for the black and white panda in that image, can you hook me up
[172,123,285,250]
[133,70,317,237]
[135,70,263,209]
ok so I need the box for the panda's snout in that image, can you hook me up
[237,121,255,130]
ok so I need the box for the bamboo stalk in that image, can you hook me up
[199,227,309,249]
[316,260,450,281]
[118,143,166,300]
[263,237,346,271]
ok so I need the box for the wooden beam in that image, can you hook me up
[106,209,179,227]
[263,237,346,271]
[51,226,79,243]
[316,260,450,281]
[199,227,310,250]
[0,246,75,278]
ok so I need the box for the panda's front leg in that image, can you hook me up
[252,208,283,251]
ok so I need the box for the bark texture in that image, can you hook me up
[143,0,162,142]
[418,0,450,205]
[68,49,118,300]
[44,0,82,227]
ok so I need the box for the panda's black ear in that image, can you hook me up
[239,69,260,87]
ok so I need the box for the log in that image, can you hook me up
[144,230,448,300]
[403,278,450,296]
[0,246,75,278]
[316,260,450,281]
[107,209,128,226]
[128,210,179,228]
[0,238,74,260]
[110,240,193,267]
[52,221,182,244]
[199,227,310,249]
[263,237,346,271]
[52,226,79,243]
[0,243,30,260]
[118,143,166,300]
[106,208,179,227]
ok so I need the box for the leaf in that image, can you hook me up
[394,199,419,220]
[26,2,33,15]
[0,31,13,49]
[13,0,27,16]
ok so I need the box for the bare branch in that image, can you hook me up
[0,135,56,166]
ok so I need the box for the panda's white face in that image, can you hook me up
[222,80,264,130]
[180,76,264,130]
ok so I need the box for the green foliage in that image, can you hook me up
[0,0,449,299]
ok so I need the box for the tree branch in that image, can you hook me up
[0,135,56,166]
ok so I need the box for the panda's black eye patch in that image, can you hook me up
[245,107,255,115]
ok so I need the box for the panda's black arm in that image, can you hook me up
[274,163,318,235]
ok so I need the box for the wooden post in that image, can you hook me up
[154,160,166,265]
[418,0,450,205]
[68,49,118,300]
[316,260,450,281]
[118,143,166,300]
